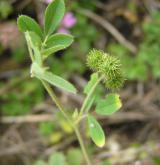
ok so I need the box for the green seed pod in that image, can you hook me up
[87,49,105,71]
[100,55,122,78]
[104,74,124,89]
[87,49,124,89]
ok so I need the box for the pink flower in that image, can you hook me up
[61,12,77,28]
[58,12,76,34]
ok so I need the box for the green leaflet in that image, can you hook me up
[42,33,73,57]
[84,73,98,94]
[41,45,66,58]
[46,33,74,48]
[44,0,65,36]
[96,93,122,115]
[88,115,105,147]
[42,33,73,58]
[17,15,43,38]
[41,72,77,94]
[49,152,67,165]
[31,62,77,94]
[25,31,42,49]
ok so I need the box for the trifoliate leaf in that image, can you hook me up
[96,93,122,115]
[17,15,43,38]
[31,62,77,94]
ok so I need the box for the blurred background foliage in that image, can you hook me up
[0,0,160,165]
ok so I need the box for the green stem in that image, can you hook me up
[79,76,103,116]
[26,34,34,61]
[41,80,91,165]
[74,126,92,165]
[42,35,49,48]
[41,80,71,122]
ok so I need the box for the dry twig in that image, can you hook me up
[78,8,137,53]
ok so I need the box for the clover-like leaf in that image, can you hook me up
[46,33,74,48]
[96,93,122,115]
[17,15,43,38]
[41,45,66,58]
[88,115,105,147]
[25,31,42,49]
[44,0,65,36]
[31,62,77,94]
[42,33,73,58]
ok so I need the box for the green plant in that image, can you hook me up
[0,78,44,116]
[48,9,99,77]
[34,149,83,165]
[0,1,12,19]
[17,0,124,164]
[108,12,160,81]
